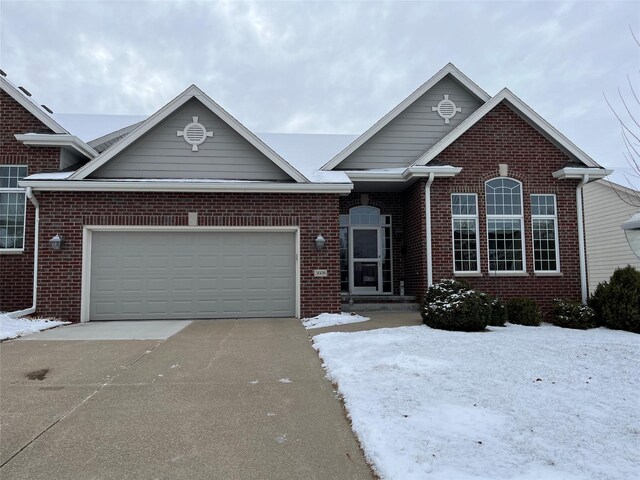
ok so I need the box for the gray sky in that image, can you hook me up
[1,0,639,177]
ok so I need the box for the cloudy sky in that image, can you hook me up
[1,0,639,177]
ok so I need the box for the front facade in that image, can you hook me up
[0,65,609,322]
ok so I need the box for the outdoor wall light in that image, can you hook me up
[622,212,640,258]
[49,234,63,250]
[315,233,326,251]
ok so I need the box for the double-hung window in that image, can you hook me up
[0,166,28,251]
[485,178,525,272]
[531,194,559,272]
[451,193,480,273]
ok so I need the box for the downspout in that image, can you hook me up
[576,174,589,304]
[7,187,39,318]
[425,173,435,288]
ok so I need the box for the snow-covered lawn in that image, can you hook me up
[313,324,640,480]
[0,313,68,340]
[302,312,369,329]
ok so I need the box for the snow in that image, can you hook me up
[312,324,640,480]
[302,312,370,329]
[0,313,69,340]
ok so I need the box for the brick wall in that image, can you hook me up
[402,180,427,297]
[339,192,404,294]
[0,90,60,311]
[429,102,582,317]
[33,191,341,322]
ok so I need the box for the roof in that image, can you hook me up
[321,63,491,171]
[69,85,310,183]
[52,113,147,143]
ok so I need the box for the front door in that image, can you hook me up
[350,227,382,294]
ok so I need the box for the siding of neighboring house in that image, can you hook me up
[34,191,341,322]
[0,90,61,312]
[337,75,484,170]
[584,180,640,292]
[91,98,292,181]
[429,102,582,318]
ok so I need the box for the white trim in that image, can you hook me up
[0,76,68,134]
[451,193,481,275]
[15,134,98,159]
[344,165,461,184]
[80,226,301,322]
[0,165,28,253]
[576,174,589,304]
[70,85,309,183]
[414,88,604,169]
[485,178,527,274]
[19,179,353,194]
[552,167,612,181]
[530,194,561,274]
[425,173,435,287]
[322,63,490,171]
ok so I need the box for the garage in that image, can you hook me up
[87,229,297,321]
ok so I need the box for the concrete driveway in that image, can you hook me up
[0,318,373,479]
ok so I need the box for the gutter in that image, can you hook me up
[7,187,39,318]
[576,174,589,304]
[425,173,435,288]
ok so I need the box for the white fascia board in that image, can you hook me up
[0,77,68,134]
[70,85,308,183]
[19,179,353,194]
[403,166,462,179]
[413,88,603,169]
[552,167,612,181]
[345,166,462,183]
[321,63,491,172]
[15,134,98,159]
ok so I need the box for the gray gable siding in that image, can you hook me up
[91,98,292,181]
[337,75,483,170]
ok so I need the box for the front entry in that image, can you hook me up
[350,227,382,294]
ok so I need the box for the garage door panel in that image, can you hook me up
[90,231,295,320]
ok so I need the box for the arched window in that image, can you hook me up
[349,206,380,225]
[485,178,525,272]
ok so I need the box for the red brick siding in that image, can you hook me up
[402,180,427,297]
[33,191,341,322]
[430,102,582,317]
[0,90,61,311]
[339,192,404,294]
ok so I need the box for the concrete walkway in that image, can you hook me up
[0,318,373,479]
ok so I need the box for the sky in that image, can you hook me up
[1,0,639,181]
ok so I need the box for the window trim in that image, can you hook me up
[451,193,480,274]
[531,194,560,273]
[485,178,526,274]
[0,165,28,254]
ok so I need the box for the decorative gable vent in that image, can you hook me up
[432,94,461,124]
[177,116,213,151]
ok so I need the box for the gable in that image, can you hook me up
[90,98,293,181]
[334,74,485,170]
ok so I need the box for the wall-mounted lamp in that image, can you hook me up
[315,233,326,251]
[49,233,63,250]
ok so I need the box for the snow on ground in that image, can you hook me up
[313,324,640,480]
[0,313,68,340]
[302,312,369,329]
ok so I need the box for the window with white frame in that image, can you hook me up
[451,193,479,272]
[0,166,28,251]
[531,194,559,272]
[485,178,525,272]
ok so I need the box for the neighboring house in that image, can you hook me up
[0,64,610,322]
[584,179,640,292]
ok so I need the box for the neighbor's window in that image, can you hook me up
[0,166,27,251]
[451,193,479,273]
[531,194,559,272]
[485,178,525,272]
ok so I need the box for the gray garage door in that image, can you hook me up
[90,231,295,320]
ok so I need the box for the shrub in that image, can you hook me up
[552,299,597,330]
[421,279,490,332]
[506,297,541,326]
[487,297,508,327]
[589,266,640,334]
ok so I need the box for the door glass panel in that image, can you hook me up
[353,230,378,258]
[354,262,378,288]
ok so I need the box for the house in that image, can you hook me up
[0,64,610,322]
[584,179,640,292]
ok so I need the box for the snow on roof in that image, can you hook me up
[52,113,148,143]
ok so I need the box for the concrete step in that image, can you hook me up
[341,302,421,312]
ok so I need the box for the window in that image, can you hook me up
[485,178,525,272]
[0,166,27,251]
[531,194,559,272]
[451,194,479,272]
